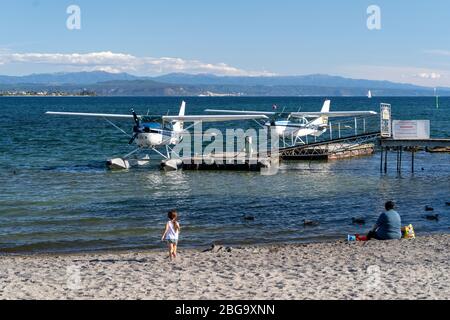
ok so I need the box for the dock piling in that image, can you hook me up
[396,148,399,172]
[380,147,384,173]
[384,147,388,173]
[381,138,450,175]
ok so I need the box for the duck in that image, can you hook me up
[425,206,434,212]
[242,214,255,221]
[425,214,439,221]
[352,217,366,225]
[303,219,320,227]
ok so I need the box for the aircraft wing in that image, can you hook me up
[205,109,277,115]
[290,111,377,118]
[46,111,134,119]
[162,114,268,122]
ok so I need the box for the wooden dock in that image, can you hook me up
[161,152,279,171]
[327,143,375,160]
[380,138,450,173]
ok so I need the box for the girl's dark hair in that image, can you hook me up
[168,210,179,231]
[385,201,395,210]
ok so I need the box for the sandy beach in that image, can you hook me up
[0,234,449,300]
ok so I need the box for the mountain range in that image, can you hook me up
[0,71,447,96]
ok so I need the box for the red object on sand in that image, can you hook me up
[356,234,368,241]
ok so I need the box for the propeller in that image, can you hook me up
[131,108,140,127]
[128,108,142,145]
[128,132,139,145]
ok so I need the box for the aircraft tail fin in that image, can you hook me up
[311,100,330,126]
[173,101,186,132]
[321,99,330,113]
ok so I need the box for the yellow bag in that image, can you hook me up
[402,224,415,239]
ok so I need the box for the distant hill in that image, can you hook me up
[0,71,448,96]
[154,73,433,90]
[0,71,142,85]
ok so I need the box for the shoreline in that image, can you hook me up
[0,233,345,257]
[1,230,448,257]
[0,95,448,98]
[0,95,95,97]
[1,234,449,299]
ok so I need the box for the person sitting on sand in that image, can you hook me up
[161,210,180,260]
[367,201,402,240]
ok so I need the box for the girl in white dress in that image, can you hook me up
[161,210,180,260]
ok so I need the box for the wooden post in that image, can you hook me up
[380,147,384,173]
[412,149,415,173]
[384,147,388,173]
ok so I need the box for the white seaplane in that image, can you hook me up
[206,100,377,146]
[46,101,268,170]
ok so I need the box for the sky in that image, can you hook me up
[0,0,450,87]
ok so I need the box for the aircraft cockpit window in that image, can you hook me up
[291,117,308,125]
[142,122,162,130]
[141,116,161,123]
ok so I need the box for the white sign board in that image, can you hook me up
[392,120,430,140]
[380,103,392,138]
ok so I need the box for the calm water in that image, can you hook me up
[0,97,449,254]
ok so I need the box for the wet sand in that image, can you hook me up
[0,234,449,300]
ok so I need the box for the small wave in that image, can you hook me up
[42,163,106,173]
[0,238,162,255]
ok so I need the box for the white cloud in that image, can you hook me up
[416,72,441,79]
[424,49,450,57]
[0,51,275,76]
[335,65,449,87]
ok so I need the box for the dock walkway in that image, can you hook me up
[279,131,381,160]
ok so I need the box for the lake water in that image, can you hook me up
[0,97,449,253]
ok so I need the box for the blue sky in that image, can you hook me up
[1,0,450,86]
